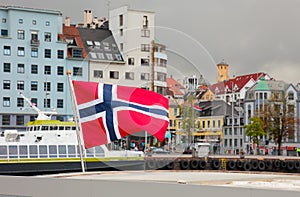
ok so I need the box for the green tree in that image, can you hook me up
[260,92,296,155]
[244,116,266,155]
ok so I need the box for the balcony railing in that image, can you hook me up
[30,39,40,46]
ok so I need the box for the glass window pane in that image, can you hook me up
[0,146,7,158]
[29,145,38,158]
[68,145,76,157]
[39,145,48,158]
[19,145,28,158]
[49,145,57,158]
[9,146,18,158]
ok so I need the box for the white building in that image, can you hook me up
[109,6,167,94]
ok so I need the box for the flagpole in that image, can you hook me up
[67,70,86,173]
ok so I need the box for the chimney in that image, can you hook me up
[64,16,71,27]
[84,10,93,27]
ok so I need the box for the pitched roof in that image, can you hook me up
[166,77,185,96]
[196,100,238,117]
[62,25,87,58]
[210,72,269,94]
[77,28,124,62]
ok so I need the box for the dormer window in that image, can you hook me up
[288,91,294,100]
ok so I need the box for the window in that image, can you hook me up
[44,49,51,58]
[31,64,38,74]
[106,53,113,60]
[120,43,123,51]
[156,72,166,81]
[17,98,24,107]
[31,48,38,57]
[114,54,122,61]
[17,81,24,90]
[73,67,82,76]
[31,31,38,41]
[44,32,51,42]
[128,58,134,65]
[57,66,64,75]
[17,30,25,40]
[17,47,25,56]
[141,29,150,37]
[19,19,23,24]
[57,50,64,59]
[57,99,64,108]
[16,115,24,126]
[44,65,51,75]
[97,53,104,59]
[44,99,50,108]
[2,18,6,23]
[2,115,10,125]
[3,80,10,90]
[141,44,150,52]
[141,58,149,66]
[57,83,64,92]
[72,49,82,58]
[141,73,150,81]
[3,46,11,55]
[31,98,37,107]
[32,20,36,25]
[3,63,10,72]
[3,97,10,107]
[125,72,134,80]
[288,91,294,100]
[103,42,110,51]
[119,15,123,26]
[109,71,119,79]
[94,70,103,78]
[120,29,123,36]
[143,16,148,28]
[44,82,51,91]
[45,21,50,26]
[17,64,25,73]
[1,29,8,36]
[31,81,38,91]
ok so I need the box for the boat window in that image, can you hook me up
[49,145,57,158]
[59,126,64,130]
[65,126,71,130]
[59,145,67,158]
[95,146,105,157]
[76,145,82,157]
[34,126,40,131]
[39,145,48,158]
[19,145,28,158]
[42,126,49,131]
[50,126,58,130]
[0,146,7,158]
[29,145,38,158]
[8,146,18,158]
[72,126,76,130]
[67,145,76,157]
[86,147,95,157]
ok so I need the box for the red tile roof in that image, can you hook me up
[210,72,268,94]
[62,25,87,58]
[166,77,185,96]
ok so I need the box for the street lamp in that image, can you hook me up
[231,82,235,155]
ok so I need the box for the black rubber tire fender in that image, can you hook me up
[166,160,175,170]
[251,160,259,171]
[212,160,221,170]
[199,160,207,170]
[294,160,300,170]
[273,160,281,168]
[190,160,199,170]
[227,160,236,170]
[180,160,189,170]
[243,161,252,171]
[258,160,265,171]
[286,161,295,171]
[265,160,272,169]
[236,160,243,169]
[146,160,156,170]
[280,160,287,168]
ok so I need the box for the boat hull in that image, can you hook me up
[0,159,145,176]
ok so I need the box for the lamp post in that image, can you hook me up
[231,82,235,155]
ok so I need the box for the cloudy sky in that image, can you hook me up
[2,0,300,85]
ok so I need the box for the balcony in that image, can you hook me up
[30,39,40,46]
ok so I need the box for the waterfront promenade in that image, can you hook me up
[0,171,299,197]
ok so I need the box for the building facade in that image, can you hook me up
[0,6,82,131]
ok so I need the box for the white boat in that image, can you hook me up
[0,93,144,175]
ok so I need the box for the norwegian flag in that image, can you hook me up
[193,104,202,112]
[72,81,169,149]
